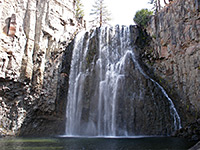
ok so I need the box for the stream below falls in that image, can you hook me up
[0,136,196,150]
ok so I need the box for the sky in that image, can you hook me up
[82,0,154,27]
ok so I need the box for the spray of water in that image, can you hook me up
[65,26,181,137]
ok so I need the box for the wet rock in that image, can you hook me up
[64,26,181,136]
[173,119,200,141]
[146,0,200,128]
[189,141,200,150]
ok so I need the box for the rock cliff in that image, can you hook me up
[0,0,199,138]
[0,0,84,136]
[146,0,199,132]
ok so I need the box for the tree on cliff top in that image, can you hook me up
[133,9,153,29]
[90,0,111,27]
[75,0,84,19]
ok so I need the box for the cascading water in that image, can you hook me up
[65,25,181,137]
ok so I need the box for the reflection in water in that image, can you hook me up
[0,137,196,150]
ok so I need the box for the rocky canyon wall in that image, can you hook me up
[0,0,84,136]
[0,0,199,137]
[146,0,200,127]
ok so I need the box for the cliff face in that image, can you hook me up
[0,0,83,136]
[0,0,199,137]
[146,0,200,127]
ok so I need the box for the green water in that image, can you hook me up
[0,136,196,150]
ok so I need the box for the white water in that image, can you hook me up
[130,50,182,130]
[65,26,181,136]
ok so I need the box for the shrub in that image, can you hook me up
[133,9,153,29]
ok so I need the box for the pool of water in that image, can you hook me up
[0,136,196,150]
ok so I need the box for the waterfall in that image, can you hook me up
[65,25,181,137]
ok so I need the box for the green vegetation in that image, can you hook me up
[75,0,84,19]
[187,104,190,111]
[90,0,111,27]
[15,147,63,149]
[0,138,63,150]
[133,9,153,29]
[0,138,58,143]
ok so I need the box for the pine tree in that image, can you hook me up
[90,0,111,27]
[75,0,84,19]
